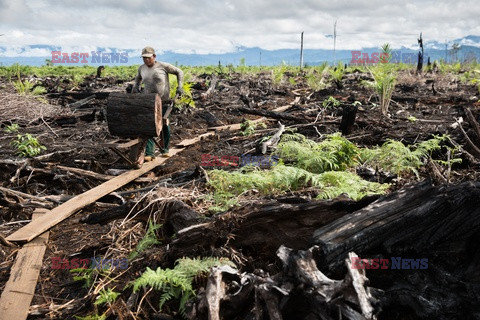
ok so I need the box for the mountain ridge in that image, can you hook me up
[1,35,479,66]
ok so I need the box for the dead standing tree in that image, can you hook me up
[417,32,424,74]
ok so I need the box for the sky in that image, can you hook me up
[0,0,479,57]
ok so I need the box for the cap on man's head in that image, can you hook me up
[141,46,155,57]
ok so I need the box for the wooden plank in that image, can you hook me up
[0,210,49,320]
[6,153,179,243]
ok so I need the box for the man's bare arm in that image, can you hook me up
[162,62,184,93]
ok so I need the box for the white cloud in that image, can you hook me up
[0,0,478,55]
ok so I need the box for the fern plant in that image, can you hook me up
[305,65,328,91]
[322,96,341,109]
[271,61,290,86]
[74,314,106,320]
[359,135,448,178]
[94,288,120,306]
[13,67,34,95]
[169,71,196,109]
[208,164,388,203]
[274,133,359,173]
[240,120,266,136]
[129,220,162,260]
[131,257,235,317]
[70,267,96,289]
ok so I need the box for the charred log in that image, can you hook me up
[107,93,163,138]
[167,196,378,262]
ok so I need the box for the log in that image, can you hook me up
[107,93,163,138]
[312,181,480,271]
[311,181,480,319]
[167,196,378,261]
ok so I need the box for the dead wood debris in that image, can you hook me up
[188,247,380,320]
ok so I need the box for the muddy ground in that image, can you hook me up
[0,67,479,319]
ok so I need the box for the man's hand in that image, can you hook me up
[176,86,184,96]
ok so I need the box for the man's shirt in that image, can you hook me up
[134,61,183,100]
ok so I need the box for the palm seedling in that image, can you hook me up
[364,65,397,115]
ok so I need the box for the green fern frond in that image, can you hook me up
[208,164,388,202]
[131,257,235,316]
[129,221,162,260]
[358,135,448,178]
[94,288,120,306]
[275,133,358,173]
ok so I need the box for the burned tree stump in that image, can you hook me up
[340,104,358,135]
[107,92,163,138]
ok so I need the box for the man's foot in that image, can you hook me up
[161,149,169,157]
[144,155,155,162]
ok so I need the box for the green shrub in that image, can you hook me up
[10,133,47,157]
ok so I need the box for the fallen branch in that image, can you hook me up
[456,120,480,158]
[260,121,285,154]
[463,106,480,143]
[237,107,307,123]
[67,95,95,110]
[0,186,54,206]
[55,165,154,183]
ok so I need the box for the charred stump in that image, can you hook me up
[340,104,358,135]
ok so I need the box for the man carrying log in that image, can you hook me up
[133,46,184,159]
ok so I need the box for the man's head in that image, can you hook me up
[141,46,156,67]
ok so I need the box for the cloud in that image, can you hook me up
[0,0,478,55]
